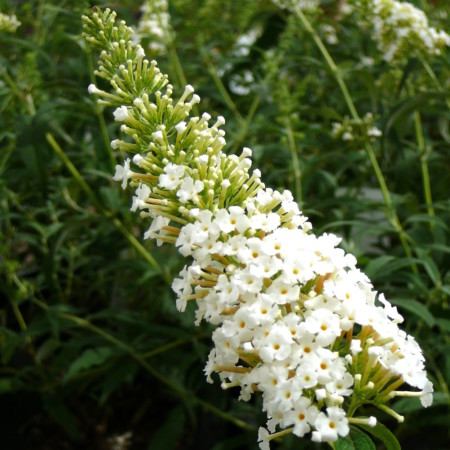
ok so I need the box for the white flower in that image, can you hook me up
[295,363,319,389]
[131,184,151,211]
[213,206,249,234]
[266,276,300,305]
[113,158,132,189]
[256,322,293,363]
[304,309,341,347]
[313,407,349,442]
[177,177,204,203]
[158,163,185,190]
[420,380,434,407]
[368,126,382,138]
[249,212,280,232]
[143,215,170,246]
[283,396,318,437]
[257,427,270,450]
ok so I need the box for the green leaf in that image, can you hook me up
[36,338,62,363]
[147,405,185,450]
[365,256,395,279]
[358,423,401,450]
[0,378,13,394]
[335,426,376,450]
[64,346,114,381]
[383,92,449,150]
[390,298,435,328]
[43,395,80,439]
[393,391,449,414]
[436,318,450,332]
[100,357,138,404]
[415,248,442,287]
[405,214,448,230]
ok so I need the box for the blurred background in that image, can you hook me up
[0,0,449,448]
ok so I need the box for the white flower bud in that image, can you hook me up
[136,46,145,58]
[113,106,129,122]
[88,84,99,94]
[175,121,187,134]
[152,130,164,141]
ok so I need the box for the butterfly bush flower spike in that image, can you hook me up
[83,8,434,448]
[135,0,173,55]
[0,12,21,33]
[353,0,450,64]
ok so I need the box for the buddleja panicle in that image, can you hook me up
[83,8,433,449]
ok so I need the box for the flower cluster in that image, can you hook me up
[170,190,433,447]
[135,0,173,54]
[271,0,320,13]
[83,8,433,448]
[354,0,450,63]
[331,113,382,143]
[0,12,20,33]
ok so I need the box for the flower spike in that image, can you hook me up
[83,8,433,448]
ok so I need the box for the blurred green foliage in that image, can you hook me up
[0,0,449,449]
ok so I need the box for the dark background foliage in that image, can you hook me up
[0,0,449,449]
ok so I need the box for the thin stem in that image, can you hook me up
[285,116,303,206]
[29,296,252,431]
[206,62,243,122]
[420,58,450,110]
[86,48,116,170]
[412,109,435,227]
[167,45,199,117]
[231,94,260,154]
[10,301,34,351]
[292,5,417,272]
[8,276,35,352]
[46,133,163,276]
[1,70,35,116]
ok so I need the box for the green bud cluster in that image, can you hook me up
[82,9,265,226]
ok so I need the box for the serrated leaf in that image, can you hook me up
[336,426,376,450]
[358,423,401,450]
[64,346,114,381]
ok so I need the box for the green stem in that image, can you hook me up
[231,94,260,154]
[167,45,199,117]
[46,133,163,276]
[8,276,34,352]
[413,110,435,228]
[10,301,34,351]
[420,58,450,110]
[206,62,243,122]
[292,5,417,272]
[86,49,116,170]
[285,117,303,206]
[29,296,252,431]
[1,70,35,116]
